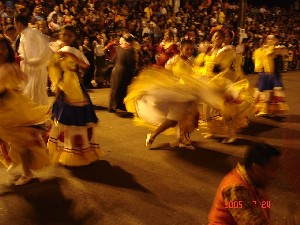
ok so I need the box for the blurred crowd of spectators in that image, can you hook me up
[1,0,300,86]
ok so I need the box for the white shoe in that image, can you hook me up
[145,133,153,150]
[255,111,267,116]
[15,175,34,186]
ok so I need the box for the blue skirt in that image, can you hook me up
[257,73,283,92]
[52,83,98,126]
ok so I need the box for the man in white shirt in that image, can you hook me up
[15,13,52,105]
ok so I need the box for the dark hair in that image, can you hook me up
[180,39,194,48]
[123,34,134,43]
[62,25,77,35]
[209,28,226,40]
[244,142,281,169]
[213,29,225,38]
[0,37,16,63]
[61,25,78,48]
[14,14,29,26]
[227,30,235,39]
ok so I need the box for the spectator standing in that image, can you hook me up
[48,13,61,37]
[80,37,95,89]
[144,3,153,20]
[93,33,107,87]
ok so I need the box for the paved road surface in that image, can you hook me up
[0,71,299,225]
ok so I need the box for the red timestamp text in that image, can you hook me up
[224,201,243,208]
[224,200,271,209]
[253,200,271,208]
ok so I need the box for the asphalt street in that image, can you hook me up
[0,71,299,225]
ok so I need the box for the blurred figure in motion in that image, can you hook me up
[253,35,289,116]
[208,142,281,224]
[0,37,50,185]
[109,34,136,113]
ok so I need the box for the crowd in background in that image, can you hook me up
[1,0,300,87]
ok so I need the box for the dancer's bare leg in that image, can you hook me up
[146,119,178,149]
[222,119,237,144]
[15,150,33,185]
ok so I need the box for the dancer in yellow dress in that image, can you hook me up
[194,30,225,79]
[125,40,224,150]
[47,25,104,166]
[195,29,253,143]
[0,37,50,185]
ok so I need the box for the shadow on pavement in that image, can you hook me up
[279,146,300,196]
[260,115,287,122]
[222,138,260,146]
[175,144,240,173]
[65,160,150,193]
[150,143,182,151]
[115,111,134,118]
[0,177,87,225]
[151,142,240,173]
[285,114,300,123]
[240,121,278,135]
[93,105,108,111]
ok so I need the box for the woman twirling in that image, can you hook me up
[47,25,104,166]
[0,37,50,185]
[125,40,223,150]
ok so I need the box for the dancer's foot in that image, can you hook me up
[179,142,195,150]
[255,110,267,116]
[170,140,195,150]
[170,140,180,147]
[203,133,214,139]
[15,174,33,186]
[7,163,17,172]
[222,138,236,144]
[145,133,154,150]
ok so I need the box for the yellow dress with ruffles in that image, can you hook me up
[193,53,216,79]
[0,63,50,169]
[125,56,223,136]
[194,47,253,137]
[48,53,86,104]
[47,51,104,166]
[125,66,197,135]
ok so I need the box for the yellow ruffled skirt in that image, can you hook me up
[125,67,223,135]
[0,91,50,169]
[47,122,104,166]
